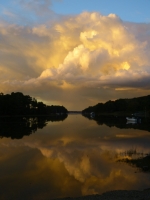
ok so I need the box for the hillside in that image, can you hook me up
[0,92,68,116]
[82,95,150,116]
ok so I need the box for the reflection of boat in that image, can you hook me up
[126,117,141,124]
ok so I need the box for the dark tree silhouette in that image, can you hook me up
[82,95,150,115]
[0,92,68,116]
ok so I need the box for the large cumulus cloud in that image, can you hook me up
[0,11,150,108]
[37,12,150,88]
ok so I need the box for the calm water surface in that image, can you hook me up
[0,114,150,199]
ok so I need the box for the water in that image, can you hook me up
[0,114,150,199]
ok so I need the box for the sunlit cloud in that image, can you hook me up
[0,11,150,108]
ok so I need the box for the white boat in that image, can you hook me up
[90,112,95,118]
[126,117,137,123]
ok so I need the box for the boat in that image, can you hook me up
[126,117,137,123]
[90,112,95,118]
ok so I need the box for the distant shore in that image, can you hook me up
[53,189,150,200]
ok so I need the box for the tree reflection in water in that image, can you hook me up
[0,115,68,139]
[118,153,150,173]
[0,114,150,199]
[82,114,150,173]
[82,114,150,132]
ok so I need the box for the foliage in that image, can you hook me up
[0,92,68,116]
[82,95,150,114]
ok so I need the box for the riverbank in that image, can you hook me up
[53,189,150,200]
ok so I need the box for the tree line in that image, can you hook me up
[82,95,150,115]
[0,92,68,116]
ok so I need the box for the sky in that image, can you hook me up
[0,0,150,110]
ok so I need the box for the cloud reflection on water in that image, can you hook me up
[0,114,150,199]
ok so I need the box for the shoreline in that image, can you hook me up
[53,189,150,200]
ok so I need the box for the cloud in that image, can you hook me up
[0,0,60,25]
[37,12,149,88]
[0,11,150,108]
[18,0,53,15]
